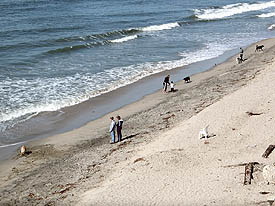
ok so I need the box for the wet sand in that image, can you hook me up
[1,38,275,205]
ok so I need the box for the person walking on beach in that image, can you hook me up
[109,117,116,144]
[116,115,124,142]
[163,75,170,93]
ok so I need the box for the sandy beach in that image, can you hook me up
[1,38,275,205]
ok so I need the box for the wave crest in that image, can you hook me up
[54,22,180,44]
[258,12,275,18]
[268,24,275,30]
[46,22,180,54]
[195,1,275,20]
[141,22,180,32]
[110,35,138,43]
[0,141,26,148]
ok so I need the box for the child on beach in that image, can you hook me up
[170,81,175,92]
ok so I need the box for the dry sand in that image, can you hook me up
[1,38,275,205]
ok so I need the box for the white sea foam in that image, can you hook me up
[179,42,231,65]
[268,24,275,30]
[0,141,26,148]
[258,12,275,18]
[195,1,275,20]
[141,22,180,32]
[110,35,138,43]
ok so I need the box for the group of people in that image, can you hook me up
[109,115,123,144]
[109,74,179,143]
[162,75,175,93]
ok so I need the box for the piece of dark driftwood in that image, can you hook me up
[244,163,254,185]
[246,111,263,116]
[223,161,259,168]
[262,145,275,158]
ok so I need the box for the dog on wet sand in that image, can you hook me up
[20,145,32,156]
[255,45,264,52]
[183,76,191,83]
[20,145,26,156]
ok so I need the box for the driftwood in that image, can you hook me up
[223,161,259,168]
[224,162,259,185]
[262,145,275,158]
[246,111,263,116]
[259,191,270,195]
[244,163,255,185]
[134,157,145,164]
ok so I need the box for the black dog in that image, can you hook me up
[255,45,264,52]
[183,76,191,83]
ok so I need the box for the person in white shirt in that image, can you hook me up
[170,81,175,92]
[116,115,124,142]
[109,117,116,143]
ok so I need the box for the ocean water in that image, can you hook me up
[1,0,275,147]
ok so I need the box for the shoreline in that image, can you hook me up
[0,45,240,161]
[1,38,275,205]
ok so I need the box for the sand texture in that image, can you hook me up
[1,38,275,205]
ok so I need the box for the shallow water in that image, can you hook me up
[1,0,275,146]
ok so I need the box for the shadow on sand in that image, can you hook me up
[121,133,140,142]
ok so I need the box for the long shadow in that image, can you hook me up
[121,133,140,142]
[200,134,216,140]
[241,58,248,63]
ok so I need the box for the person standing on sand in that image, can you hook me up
[163,75,170,93]
[116,115,124,142]
[109,117,116,144]
[240,47,244,61]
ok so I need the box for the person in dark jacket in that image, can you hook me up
[116,115,124,142]
[240,47,244,61]
[163,75,170,93]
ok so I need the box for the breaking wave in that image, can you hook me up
[55,29,140,43]
[110,35,138,43]
[141,22,180,31]
[195,1,275,20]
[258,12,275,18]
[0,141,26,148]
[55,22,180,44]
[46,22,180,54]
[268,24,275,30]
